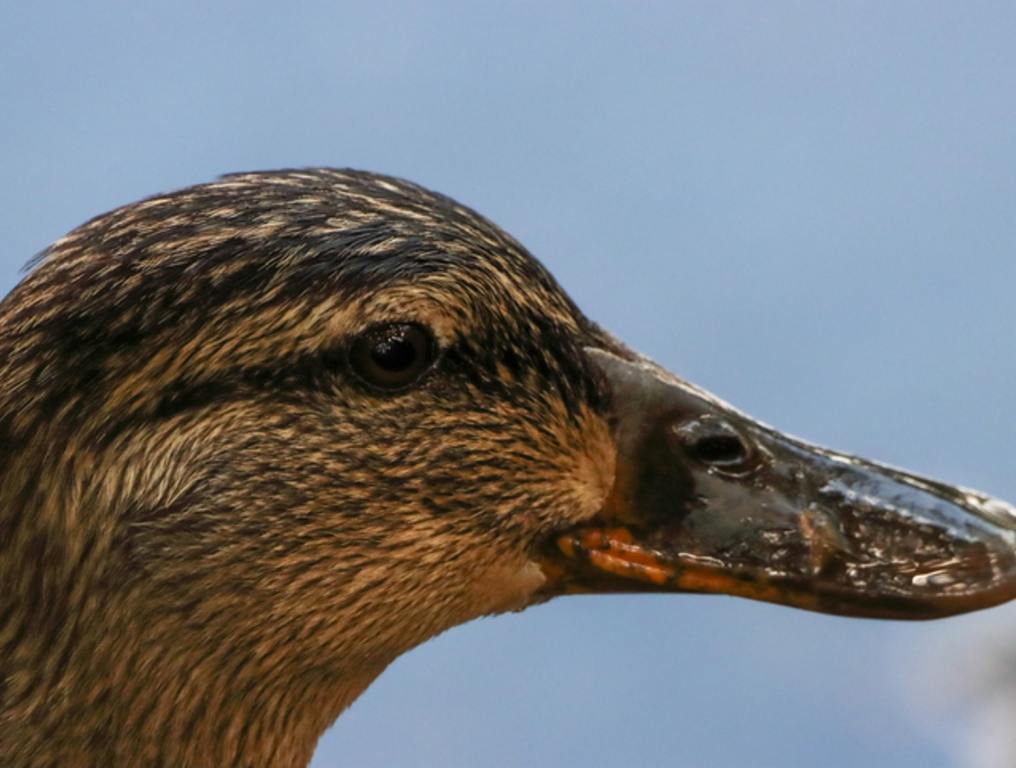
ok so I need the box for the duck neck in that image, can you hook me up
[2,590,383,767]
[0,432,391,767]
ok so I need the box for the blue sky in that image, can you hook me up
[3,3,1014,766]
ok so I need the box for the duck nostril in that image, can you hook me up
[692,433,749,467]
[672,416,755,472]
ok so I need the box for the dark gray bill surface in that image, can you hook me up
[549,348,1016,619]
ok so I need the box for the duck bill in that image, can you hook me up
[546,348,1016,619]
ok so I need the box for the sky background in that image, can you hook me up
[3,3,1015,767]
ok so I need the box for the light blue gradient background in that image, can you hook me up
[3,4,1014,766]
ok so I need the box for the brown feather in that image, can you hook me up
[0,169,616,766]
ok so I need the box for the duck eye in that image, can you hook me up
[348,323,435,391]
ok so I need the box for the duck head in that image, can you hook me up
[1,169,1013,766]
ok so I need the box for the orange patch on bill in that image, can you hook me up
[556,526,675,587]
[553,526,823,612]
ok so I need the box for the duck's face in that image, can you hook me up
[8,170,1015,696]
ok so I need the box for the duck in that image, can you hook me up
[1,168,1014,767]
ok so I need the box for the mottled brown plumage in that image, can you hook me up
[4,169,1015,768]
[0,170,616,766]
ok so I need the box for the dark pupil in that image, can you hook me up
[370,330,417,372]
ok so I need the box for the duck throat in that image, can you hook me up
[0,588,378,768]
[0,476,377,768]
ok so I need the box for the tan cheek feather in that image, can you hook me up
[470,413,616,617]
[469,559,548,615]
